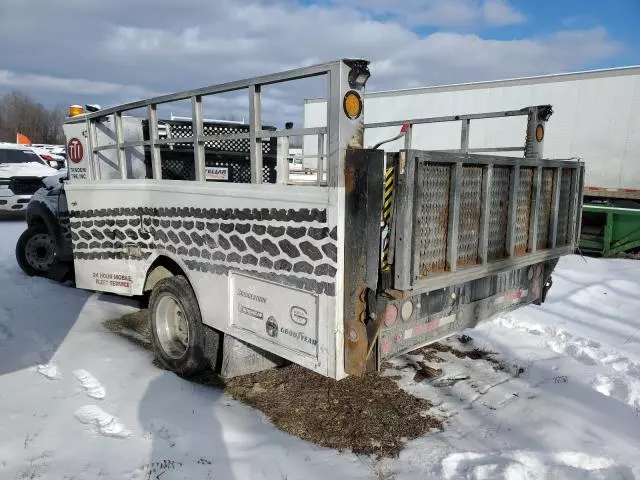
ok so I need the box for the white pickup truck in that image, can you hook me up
[0,143,58,215]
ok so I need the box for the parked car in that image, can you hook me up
[0,143,59,216]
[288,156,303,172]
[30,146,67,170]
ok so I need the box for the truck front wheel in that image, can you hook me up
[16,225,57,277]
[149,275,211,377]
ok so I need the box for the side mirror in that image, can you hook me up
[48,160,58,168]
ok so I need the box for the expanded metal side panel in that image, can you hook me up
[536,168,554,249]
[143,151,277,183]
[556,168,573,246]
[515,168,534,256]
[416,162,450,276]
[140,120,277,182]
[163,122,276,154]
[457,166,483,267]
[488,167,511,261]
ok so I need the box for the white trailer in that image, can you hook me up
[304,65,640,199]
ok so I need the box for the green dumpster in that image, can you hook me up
[580,204,640,256]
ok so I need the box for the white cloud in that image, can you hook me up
[0,71,153,98]
[335,0,526,27]
[482,0,526,26]
[0,0,622,126]
[376,27,620,87]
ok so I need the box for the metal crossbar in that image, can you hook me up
[366,106,549,155]
[364,107,534,129]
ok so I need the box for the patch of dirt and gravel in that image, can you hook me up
[223,364,441,458]
[104,308,443,458]
[103,309,151,350]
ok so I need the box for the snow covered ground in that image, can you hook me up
[1,218,639,479]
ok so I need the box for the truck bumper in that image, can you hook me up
[0,194,32,213]
[371,259,556,367]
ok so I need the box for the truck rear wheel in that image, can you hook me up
[16,225,56,277]
[149,275,210,377]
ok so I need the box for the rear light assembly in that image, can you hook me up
[400,300,413,321]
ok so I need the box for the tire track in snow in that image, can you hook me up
[440,450,633,480]
[496,315,640,408]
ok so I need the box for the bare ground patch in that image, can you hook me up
[415,337,525,377]
[103,309,151,351]
[104,309,443,458]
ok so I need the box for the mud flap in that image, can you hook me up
[535,258,558,305]
[540,278,553,304]
[218,335,286,379]
[47,259,73,283]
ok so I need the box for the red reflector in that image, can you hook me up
[400,123,410,134]
[383,304,398,327]
[533,281,541,299]
[535,264,542,279]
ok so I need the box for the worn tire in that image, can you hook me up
[149,275,210,377]
[15,225,57,277]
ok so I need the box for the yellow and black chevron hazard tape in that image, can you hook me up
[381,165,395,271]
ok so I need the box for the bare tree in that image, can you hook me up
[0,91,66,144]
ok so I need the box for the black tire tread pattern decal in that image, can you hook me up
[70,207,337,296]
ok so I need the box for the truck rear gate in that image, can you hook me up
[333,105,583,374]
[393,151,583,290]
[367,150,583,364]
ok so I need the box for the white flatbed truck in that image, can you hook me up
[18,59,583,380]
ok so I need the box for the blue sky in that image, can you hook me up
[315,0,640,69]
[501,0,639,67]
[0,0,637,121]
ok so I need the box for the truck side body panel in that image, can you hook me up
[64,180,341,378]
